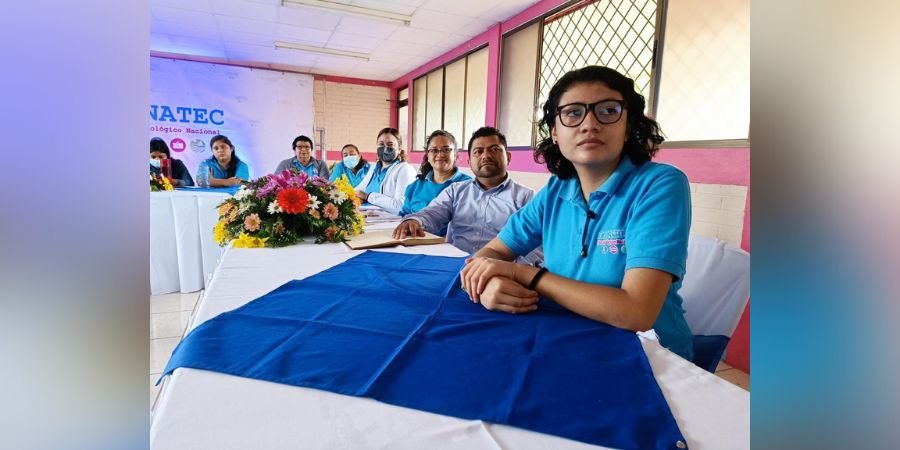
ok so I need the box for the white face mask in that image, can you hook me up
[150,158,161,168]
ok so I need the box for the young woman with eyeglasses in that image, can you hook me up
[356,127,418,215]
[460,66,694,361]
[396,130,472,217]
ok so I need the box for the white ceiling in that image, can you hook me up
[150,0,541,81]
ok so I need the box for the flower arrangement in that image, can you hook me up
[151,173,173,191]
[213,170,364,248]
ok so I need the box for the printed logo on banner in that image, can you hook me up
[170,138,186,153]
[190,139,206,153]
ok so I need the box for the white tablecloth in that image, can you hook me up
[150,190,230,295]
[151,241,749,449]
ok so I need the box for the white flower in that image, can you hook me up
[238,202,251,214]
[328,188,348,204]
[232,186,252,201]
[307,195,321,210]
[267,200,283,214]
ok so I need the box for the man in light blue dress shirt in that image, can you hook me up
[393,127,542,265]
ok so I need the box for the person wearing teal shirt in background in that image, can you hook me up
[200,134,249,187]
[356,127,416,215]
[460,66,694,361]
[398,130,471,217]
[329,144,371,187]
[274,135,330,178]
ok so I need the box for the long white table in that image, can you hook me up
[150,190,230,295]
[151,238,749,449]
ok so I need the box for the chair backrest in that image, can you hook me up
[680,234,750,338]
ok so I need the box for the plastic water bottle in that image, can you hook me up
[197,161,210,188]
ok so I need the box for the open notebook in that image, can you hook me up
[344,229,445,250]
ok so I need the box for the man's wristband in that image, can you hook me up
[527,267,549,290]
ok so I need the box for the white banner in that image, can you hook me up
[149,57,314,180]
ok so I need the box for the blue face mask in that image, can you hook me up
[150,158,161,168]
[343,155,360,169]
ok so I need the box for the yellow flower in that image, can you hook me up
[334,176,357,204]
[233,232,269,248]
[213,221,230,246]
[351,214,364,235]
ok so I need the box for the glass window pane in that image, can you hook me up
[413,76,427,151]
[425,69,444,149]
[500,22,541,147]
[463,47,488,148]
[655,0,749,141]
[443,58,466,148]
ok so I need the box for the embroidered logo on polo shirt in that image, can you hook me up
[597,229,626,255]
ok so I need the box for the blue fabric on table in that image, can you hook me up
[160,251,687,450]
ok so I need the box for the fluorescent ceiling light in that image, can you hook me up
[274,41,370,61]
[282,0,412,26]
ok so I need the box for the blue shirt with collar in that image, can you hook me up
[398,169,472,217]
[364,160,397,195]
[497,158,694,360]
[202,157,250,180]
[329,161,371,187]
[407,175,542,266]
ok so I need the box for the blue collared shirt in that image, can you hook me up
[498,158,694,360]
[329,161,371,187]
[398,169,472,217]
[407,175,542,265]
[365,160,397,195]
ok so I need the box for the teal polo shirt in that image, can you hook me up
[203,157,250,180]
[498,158,694,360]
[398,169,472,217]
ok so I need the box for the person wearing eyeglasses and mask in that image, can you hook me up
[329,144,370,187]
[397,130,471,217]
[149,137,194,187]
[392,127,541,266]
[356,127,417,215]
[459,66,694,361]
[274,135,330,178]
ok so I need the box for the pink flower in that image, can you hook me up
[243,213,261,232]
[323,203,339,221]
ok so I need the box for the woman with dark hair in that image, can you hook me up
[199,135,250,187]
[460,66,694,361]
[397,130,471,216]
[355,127,417,215]
[328,144,371,187]
[150,137,194,187]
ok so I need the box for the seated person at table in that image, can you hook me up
[393,127,541,265]
[356,127,416,215]
[274,135,330,178]
[459,66,694,360]
[329,144,370,187]
[150,137,194,187]
[397,130,471,216]
[199,134,250,187]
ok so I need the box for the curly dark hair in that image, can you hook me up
[418,130,458,180]
[534,66,665,178]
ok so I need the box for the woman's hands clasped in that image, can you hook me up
[460,257,539,314]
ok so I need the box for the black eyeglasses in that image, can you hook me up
[426,147,454,155]
[556,99,625,127]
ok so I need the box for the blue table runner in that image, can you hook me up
[161,251,687,449]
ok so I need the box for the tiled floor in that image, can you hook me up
[150,291,200,411]
[149,292,749,409]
